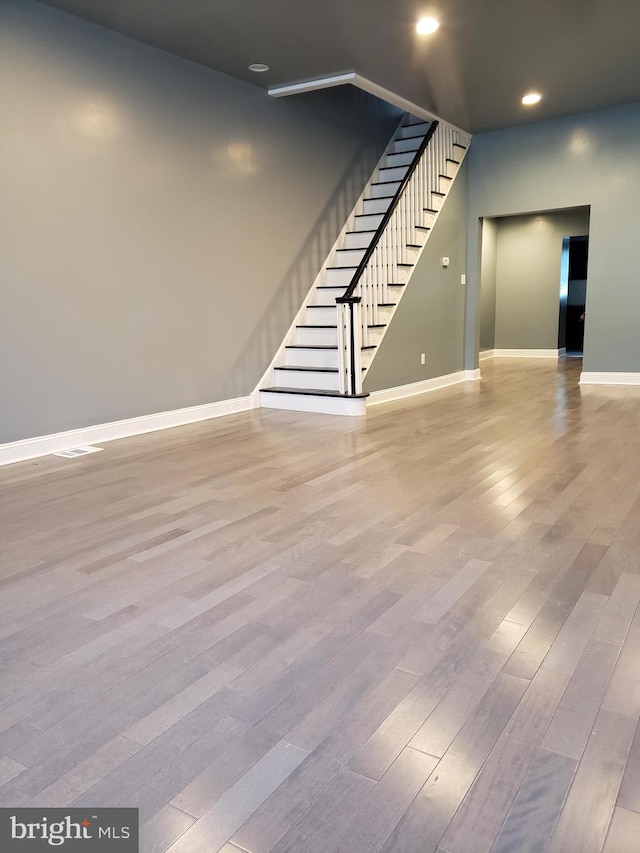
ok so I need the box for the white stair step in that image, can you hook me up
[445,157,461,178]
[370,180,401,199]
[295,325,339,346]
[385,151,415,168]
[305,305,337,324]
[313,286,346,306]
[363,325,387,346]
[324,267,356,287]
[273,366,340,392]
[334,248,366,266]
[400,121,429,138]
[344,230,375,249]
[377,165,409,183]
[363,197,392,215]
[259,389,367,417]
[374,304,396,323]
[392,137,422,154]
[284,345,339,368]
[354,213,384,231]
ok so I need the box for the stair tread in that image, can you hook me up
[261,387,368,399]
[415,225,431,231]
[432,191,446,197]
[453,142,467,149]
[446,158,461,164]
[286,344,337,350]
[275,365,338,373]
[327,265,358,270]
[296,324,337,329]
[407,243,422,248]
[399,132,427,141]
[346,229,376,235]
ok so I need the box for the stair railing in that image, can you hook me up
[336,120,465,395]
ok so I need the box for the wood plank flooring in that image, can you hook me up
[1,357,640,852]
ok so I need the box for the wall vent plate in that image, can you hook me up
[53,446,103,458]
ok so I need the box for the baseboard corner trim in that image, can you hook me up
[367,370,474,406]
[0,395,254,467]
[579,371,640,386]
[479,350,495,361]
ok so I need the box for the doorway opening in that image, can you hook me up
[478,206,590,360]
[559,235,589,356]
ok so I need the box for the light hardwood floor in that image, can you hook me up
[1,357,640,852]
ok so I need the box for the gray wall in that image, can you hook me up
[466,102,640,372]
[479,217,497,350]
[0,0,400,443]
[364,159,468,392]
[491,209,589,350]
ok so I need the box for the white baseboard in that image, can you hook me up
[259,391,366,416]
[580,372,640,386]
[493,349,564,358]
[0,396,254,467]
[479,350,495,361]
[367,369,480,407]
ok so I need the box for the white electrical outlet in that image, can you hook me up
[460,274,466,285]
[420,353,426,365]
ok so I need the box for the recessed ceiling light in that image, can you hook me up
[522,92,542,105]
[416,17,440,35]
[248,63,270,73]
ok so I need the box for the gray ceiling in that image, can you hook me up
[40,0,640,132]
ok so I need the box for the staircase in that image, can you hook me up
[258,115,471,415]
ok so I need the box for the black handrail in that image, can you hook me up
[336,120,438,305]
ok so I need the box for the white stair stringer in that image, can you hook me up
[257,116,471,416]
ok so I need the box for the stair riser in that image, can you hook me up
[334,248,366,266]
[260,391,366,417]
[314,290,346,306]
[284,348,339,368]
[296,326,339,346]
[344,232,374,249]
[370,181,401,199]
[391,137,422,154]
[378,166,409,183]
[367,306,394,324]
[385,151,414,168]
[400,122,429,138]
[363,197,392,215]
[324,268,355,287]
[273,370,340,392]
[361,351,376,370]
[363,327,385,346]
[305,306,337,324]
[354,214,384,231]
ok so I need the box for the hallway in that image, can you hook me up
[1,358,640,852]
